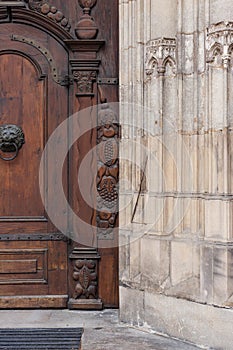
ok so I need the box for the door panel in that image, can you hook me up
[0,53,45,218]
[0,22,69,307]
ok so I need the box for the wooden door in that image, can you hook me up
[0,17,69,308]
[0,0,119,309]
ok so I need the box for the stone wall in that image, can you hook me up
[119,1,233,348]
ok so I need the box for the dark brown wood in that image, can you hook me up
[68,248,103,310]
[0,295,67,308]
[0,17,69,306]
[0,0,119,309]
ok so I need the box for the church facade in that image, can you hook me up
[119,1,233,348]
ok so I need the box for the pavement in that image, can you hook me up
[0,309,207,350]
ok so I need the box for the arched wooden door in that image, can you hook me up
[0,0,119,309]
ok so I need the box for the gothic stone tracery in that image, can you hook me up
[206,21,233,68]
[145,37,177,76]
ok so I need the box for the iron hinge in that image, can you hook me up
[60,75,74,86]
[97,77,119,85]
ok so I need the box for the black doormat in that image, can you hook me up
[0,328,83,349]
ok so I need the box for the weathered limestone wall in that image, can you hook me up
[119,1,233,348]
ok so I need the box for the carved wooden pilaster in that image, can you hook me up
[97,103,119,240]
[68,248,102,309]
[66,39,105,309]
[65,40,104,96]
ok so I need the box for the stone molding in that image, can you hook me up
[206,21,233,68]
[145,37,176,76]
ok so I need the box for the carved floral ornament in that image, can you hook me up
[73,71,97,96]
[206,21,233,68]
[145,37,177,76]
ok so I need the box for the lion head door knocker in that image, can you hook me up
[0,124,25,161]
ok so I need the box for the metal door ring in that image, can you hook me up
[0,124,25,161]
[0,142,19,161]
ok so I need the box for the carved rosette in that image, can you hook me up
[25,0,71,31]
[97,103,119,239]
[206,21,233,68]
[68,248,102,309]
[145,37,177,76]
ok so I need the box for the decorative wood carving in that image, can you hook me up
[73,71,96,95]
[25,0,71,32]
[70,59,100,96]
[97,103,119,239]
[68,248,102,309]
[73,259,97,299]
[145,37,177,76]
[75,0,98,39]
[206,21,233,68]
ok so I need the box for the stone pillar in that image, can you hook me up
[119,0,233,348]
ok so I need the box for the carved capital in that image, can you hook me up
[145,37,177,76]
[73,70,96,96]
[206,21,233,68]
[70,59,100,96]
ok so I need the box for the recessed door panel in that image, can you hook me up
[0,53,45,218]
